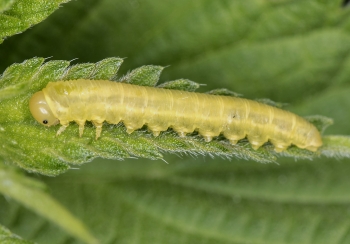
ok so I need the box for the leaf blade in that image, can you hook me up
[0,0,70,43]
[0,224,34,244]
[0,164,98,244]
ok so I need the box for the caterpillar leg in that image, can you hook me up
[249,141,266,150]
[198,128,220,142]
[126,128,135,134]
[250,143,263,150]
[203,136,213,142]
[124,121,145,134]
[270,140,290,152]
[148,125,169,137]
[247,135,268,150]
[56,122,69,136]
[75,120,86,137]
[173,126,196,138]
[177,131,187,137]
[92,120,103,139]
[274,146,288,152]
[229,139,238,145]
[223,131,245,146]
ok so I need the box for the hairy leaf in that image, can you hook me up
[1,58,347,176]
[0,224,34,244]
[4,156,350,244]
[0,0,70,44]
[120,65,164,86]
[254,98,287,108]
[157,79,201,92]
[206,88,242,97]
[2,0,350,243]
[0,0,15,13]
[1,57,350,176]
[320,135,350,158]
[304,115,334,134]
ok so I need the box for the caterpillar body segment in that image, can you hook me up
[29,79,323,152]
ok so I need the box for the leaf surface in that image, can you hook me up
[0,164,98,244]
[0,224,34,244]
[1,0,350,243]
[0,0,70,44]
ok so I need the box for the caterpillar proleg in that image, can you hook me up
[29,79,322,152]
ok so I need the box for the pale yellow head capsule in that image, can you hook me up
[29,91,59,126]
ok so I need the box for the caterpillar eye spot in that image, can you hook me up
[43,120,48,124]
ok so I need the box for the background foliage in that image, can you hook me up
[1,0,350,243]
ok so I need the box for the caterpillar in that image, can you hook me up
[29,79,322,152]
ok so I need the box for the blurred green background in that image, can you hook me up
[2,0,350,243]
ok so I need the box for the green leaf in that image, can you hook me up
[0,58,129,175]
[0,0,70,44]
[3,58,266,176]
[0,224,34,244]
[206,88,242,97]
[120,65,164,86]
[3,57,349,177]
[2,0,350,243]
[5,156,350,244]
[0,0,15,13]
[157,79,200,92]
[320,135,350,158]
[0,163,98,244]
[304,115,334,134]
[65,58,123,81]
[254,98,287,108]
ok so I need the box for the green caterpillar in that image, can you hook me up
[29,79,322,152]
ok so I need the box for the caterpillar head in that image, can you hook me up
[29,91,59,127]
